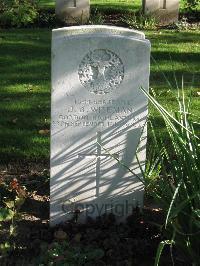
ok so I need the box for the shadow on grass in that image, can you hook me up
[0,29,51,163]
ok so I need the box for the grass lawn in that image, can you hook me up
[40,0,141,9]
[39,0,55,7]
[146,30,200,136]
[91,0,141,13]
[0,29,51,163]
[0,28,199,164]
[39,0,195,12]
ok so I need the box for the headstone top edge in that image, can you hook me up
[52,25,145,39]
[52,34,150,46]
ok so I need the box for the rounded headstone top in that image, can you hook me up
[52,25,145,40]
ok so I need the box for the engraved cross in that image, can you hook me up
[78,131,118,197]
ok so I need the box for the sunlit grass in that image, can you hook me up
[39,0,140,7]
[91,0,141,13]
[39,0,141,12]
[0,29,51,163]
[38,0,199,12]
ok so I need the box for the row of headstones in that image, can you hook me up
[56,0,179,25]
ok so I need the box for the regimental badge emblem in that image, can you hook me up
[78,49,124,95]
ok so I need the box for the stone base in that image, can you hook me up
[56,0,90,24]
[151,9,179,25]
[144,0,179,25]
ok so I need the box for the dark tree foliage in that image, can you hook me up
[183,0,199,11]
[0,0,38,27]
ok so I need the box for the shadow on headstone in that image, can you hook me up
[50,26,151,226]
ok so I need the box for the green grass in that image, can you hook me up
[0,29,51,163]
[146,30,200,135]
[38,0,199,12]
[39,0,141,12]
[39,0,55,7]
[91,0,141,13]
[0,28,199,163]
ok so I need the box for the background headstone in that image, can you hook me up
[56,0,90,24]
[143,0,179,25]
[51,25,150,226]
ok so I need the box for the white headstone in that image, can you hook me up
[56,0,90,24]
[51,25,150,226]
[143,0,179,25]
